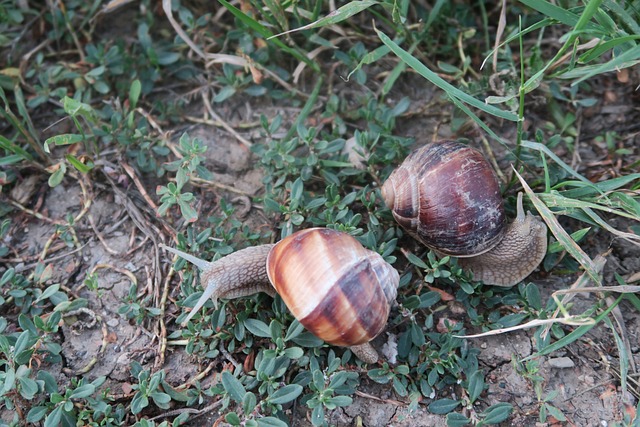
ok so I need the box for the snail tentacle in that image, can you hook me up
[162,244,275,324]
[458,193,548,286]
[160,243,211,270]
[515,192,526,222]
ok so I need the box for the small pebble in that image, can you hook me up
[548,357,575,369]
[107,318,119,327]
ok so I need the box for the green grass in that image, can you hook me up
[0,0,639,426]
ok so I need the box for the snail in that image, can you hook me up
[161,228,399,364]
[381,140,548,287]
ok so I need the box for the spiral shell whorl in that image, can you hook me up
[266,228,398,347]
[382,141,507,257]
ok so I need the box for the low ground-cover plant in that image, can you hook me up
[0,0,638,426]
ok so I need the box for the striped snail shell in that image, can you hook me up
[266,228,398,348]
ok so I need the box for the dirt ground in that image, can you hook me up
[2,6,640,426]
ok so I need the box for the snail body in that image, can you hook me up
[382,140,547,287]
[162,228,399,363]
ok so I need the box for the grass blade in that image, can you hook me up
[448,96,508,145]
[553,174,640,198]
[514,169,602,285]
[269,1,378,39]
[375,28,519,121]
[482,19,553,70]
[284,76,323,140]
[0,135,33,161]
[518,0,603,32]
[522,0,606,92]
[217,0,319,72]
[570,44,640,83]
[603,0,640,34]
[520,140,590,183]
[522,295,623,361]
[537,193,640,222]
[578,35,640,63]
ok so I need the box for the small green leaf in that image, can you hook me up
[161,379,189,402]
[43,134,84,153]
[62,96,97,123]
[13,330,35,358]
[284,319,305,341]
[311,404,325,426]
[244,318,272,338]
[130,392,149,414]
[367,368,392,384]
[481,402,513,424]
[225,412,241,426]
[26,406,48,423]
[221,371,246,403]
[419,291,441,308]
[44,406,63,427]
[291,331,324,347]
[394,365,410,375]
[405,251,429,269]
[69,384,96,399]
[66,154,93,174]
[151,391,172,409]
[1,367,15,393]
[268,384,303,404]
[328,395,352,407]
[428,398,460,415]
[36,284,61,304]
[18,376,39,399]
[283,346,304,359]
[289,177,304,209]
[129,79,142,109]
[312,369,326,391]
[176,198,198,223]
[446,412,471,427]
[37,370,58,394]
[214,86,236,103]
[50,392,64,404]
[544,404,566,422]
[467,370,484,404]
[257,417,289,427]
[269,319,283,341]
[47,162,66,187]
[1,268,15,286]
[524,283,542,311]
[393,376,408,396]
[243,391,257,414]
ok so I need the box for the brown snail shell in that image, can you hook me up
[381,141,506,256]
[381,140,548,287]
[266,228,398,347]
